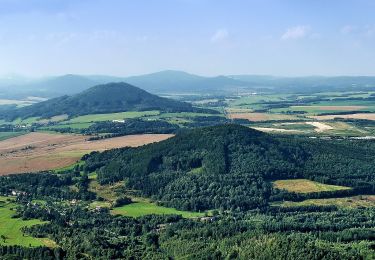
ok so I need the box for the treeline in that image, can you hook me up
[52,116,251,137]
[0,172,95,201]
[84,119,179,138]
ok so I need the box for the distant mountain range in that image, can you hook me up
[1,70,375,99]
[0,82,206,121]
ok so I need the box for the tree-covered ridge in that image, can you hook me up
[84,124,375,211]
[0,82,214,120]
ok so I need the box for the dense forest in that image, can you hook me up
[0,82,216,120]
[0,176,373,259]
[83,119,180,139]
[84,124,375,211]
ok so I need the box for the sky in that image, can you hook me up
[0,0,375,77]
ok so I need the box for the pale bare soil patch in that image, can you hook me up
[225,108,253,113]
[305,122,334,132]
[0,132,173,175]
[273,179,351,194]
[278,195,375,208]
[251,127,302,133]
[293,105,367,111]
[310,113,375,121]
[228,112,297,122]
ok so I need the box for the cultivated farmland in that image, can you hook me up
[0,132,173,175]
[310,113,375,121]
[228,112,298,122]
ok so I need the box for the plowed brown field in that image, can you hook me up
[0,132,173,175]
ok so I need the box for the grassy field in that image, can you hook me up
[273,179,351,193]
[88,180,124,202]
[0,196,53,247]
[54,160,85,173]
[44,122,94,130]
[228,112,300,122]
[111,200,205,218]
[66,110,160,123]
[0,131,26,141]
[10,117,40,125]
[88,178,205,218]
[276,195,375,208]
[229,94,290,110]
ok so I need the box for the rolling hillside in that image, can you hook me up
[85,124,375,211]
[0,82,203,120]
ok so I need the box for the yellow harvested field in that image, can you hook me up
[310,113,375,121]
[273,179,351,194]
[278,195,375,208]
[228,112,297,122]
[0,132,173,175]
[293,105,367,111]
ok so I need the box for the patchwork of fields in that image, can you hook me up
[225,91,375,135]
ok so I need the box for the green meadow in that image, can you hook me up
[66,110,160,123]
[111,200,204,218]
[0,196,53,247]
[0,131,26,141]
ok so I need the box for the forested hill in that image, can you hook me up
[84,124,375,211]
[0,82,206,120]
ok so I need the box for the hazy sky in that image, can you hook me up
[0,0,375,77]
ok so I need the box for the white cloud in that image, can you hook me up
[211,29,229,43]
[281,25,309,40]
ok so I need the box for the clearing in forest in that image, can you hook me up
[111,200,204,218]
[277,195,375,208]
[88,179,204,218]
[0,196,54,247]
[273,179,351,193]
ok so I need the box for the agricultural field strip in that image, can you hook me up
[310,113,375,121]
[0,132,173,175]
